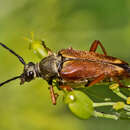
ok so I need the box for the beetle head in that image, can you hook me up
[20,62,37,85]
[0,42,39,87]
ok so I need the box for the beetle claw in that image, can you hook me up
[54,93,59,100]
[59,85,73,91]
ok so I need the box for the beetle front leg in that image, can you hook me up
[41,41,53,55]
[89,40,107,56]
[49,85,59,105]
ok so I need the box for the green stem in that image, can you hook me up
[93,102,115,107]
[94,102,130,112]
[113,89,127,100]
[124,107,130,111]
[126,112,130,116]
[93,111,118,120]
[125,104,130,108]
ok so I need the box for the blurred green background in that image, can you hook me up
[0,0,130,130]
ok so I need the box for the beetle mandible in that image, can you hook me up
[0,40,130,105]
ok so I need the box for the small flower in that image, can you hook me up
[113,102,125,110]
[109,83,119,90]
[127,97,130,105]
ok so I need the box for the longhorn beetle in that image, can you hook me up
[0,40,130,105]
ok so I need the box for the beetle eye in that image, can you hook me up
[29,71,34,79]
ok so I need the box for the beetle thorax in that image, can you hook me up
[38,55,61,81]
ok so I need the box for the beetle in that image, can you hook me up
[0,40,130,105]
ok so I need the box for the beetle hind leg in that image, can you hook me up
[89,40,107,56]
[113,77,130,88]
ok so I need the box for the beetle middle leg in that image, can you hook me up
[89,40,107,56]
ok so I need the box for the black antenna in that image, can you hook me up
[0,75,21,87]
[0,42,26,65]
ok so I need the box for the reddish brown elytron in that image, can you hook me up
[59,40,129,88]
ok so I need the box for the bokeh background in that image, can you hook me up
[0,0,130,130]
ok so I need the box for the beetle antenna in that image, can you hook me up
[0,42,26,65]
[0,75,21,87]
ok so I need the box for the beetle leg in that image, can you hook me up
[89,40,107,56]
[118,81,129,88]
[49,85,59,105]
[59,85,73,91]
[87,74,105,87]
[113,77,129,88]
[41,41,53,55]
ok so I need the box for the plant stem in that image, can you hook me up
[124,106,130,111]
[113,89,127,100]
[126,112,130,116]
[93,102,130,112]
[93,111,118,120]
[93,102,115,107]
